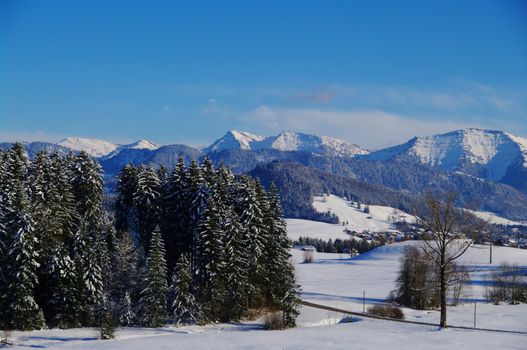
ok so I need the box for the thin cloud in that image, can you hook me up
[246,106,486,149]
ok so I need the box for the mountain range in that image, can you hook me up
[2,128,527,221]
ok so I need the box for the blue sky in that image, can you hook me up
[1,0,527,148]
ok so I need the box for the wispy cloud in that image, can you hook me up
[245,106,484,149]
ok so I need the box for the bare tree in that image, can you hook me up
[417,193,485,328]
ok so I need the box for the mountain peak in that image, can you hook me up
[368,128,527,181]
[204,130,369,156]
[125,139,159,150]
[57,137,118,157]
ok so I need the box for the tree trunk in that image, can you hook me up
[439,264,447,328]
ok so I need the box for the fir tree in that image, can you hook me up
[198,197,226,319]
[5,173,46,329]
[235,176,265,307]
[115,164,139,235]
[47,244,83,328]
[265,183,300,327]
[7,215,46,330]
[141,226,168,327]
[118,292,136,326]
[220,206,248,320]
[170,255,199,325]
[134,166,161,252]
[162,158,190,269]
[1,144,46,330]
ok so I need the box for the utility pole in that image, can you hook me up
[489,242,493,264]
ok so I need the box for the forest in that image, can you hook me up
[0,144,299,332]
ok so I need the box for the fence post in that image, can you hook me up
[473,302,477,328]
[363,291,366,313]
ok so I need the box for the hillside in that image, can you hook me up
[4,128,527,222]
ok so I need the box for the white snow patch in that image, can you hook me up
[57,137,118,157]
[467,209,527,226]
[311,194,416,233]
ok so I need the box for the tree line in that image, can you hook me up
[0,144,299,331]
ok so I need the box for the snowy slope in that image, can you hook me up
[311,194,416,232]
[286,218,352,241]
[467,210,527,226]
[367,128,527,181]
[204,130,369,157]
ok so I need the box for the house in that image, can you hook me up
[301,245,317,252]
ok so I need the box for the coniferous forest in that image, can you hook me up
[0,144,299,331]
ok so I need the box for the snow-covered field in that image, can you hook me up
[6,220,527,349]
[312,194,416,232]
[468,209,527,226]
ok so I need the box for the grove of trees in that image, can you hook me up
[0,144,299,331]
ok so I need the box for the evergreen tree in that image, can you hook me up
[134,166,161,252]
[162,158,190,269]
[170,255,199,325]
[198,197,226,319]
[235,176,265,307]
[115,164,139,235]
[186,160,208,285]
[111,231,140,296]
[141,226,168,327]
[220,206,248,320]
[265,183,300,327]
[4,155,46,329]
[47,244,83,328]
[118,292,136,326]
[7,214,46,330]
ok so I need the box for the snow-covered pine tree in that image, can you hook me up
[201,157,216,188]
[110,231,140,319]
[69,152,104,226]
[234,176,265,308]
[186,160,208,288]
[162,157,191,270]
[47,244,83,328]
[115,164,139,235]
[3,145,46,330]
[6,213,46,330]
[71,220,104,325]
[198,197,226,320]
[265,183,300,327]
[220,206,248,320]
[118,291,135,326]
[141,226,168,327]
[133,165,161,252]
[30,152,79,321]
[170,254,199,325]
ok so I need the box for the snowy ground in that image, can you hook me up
[468,209,527,226]
[312,194,416,232]
[6,220,527,349]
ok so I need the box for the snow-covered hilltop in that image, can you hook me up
[57,137,159,158]
[57,137,119,157]
[367,128,527,181]
[204,130,370,157]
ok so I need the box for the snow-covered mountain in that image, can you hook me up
[56,137,159,158]
[204,130,369,157]
[57,137,119,157]
[367,128,527,182]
